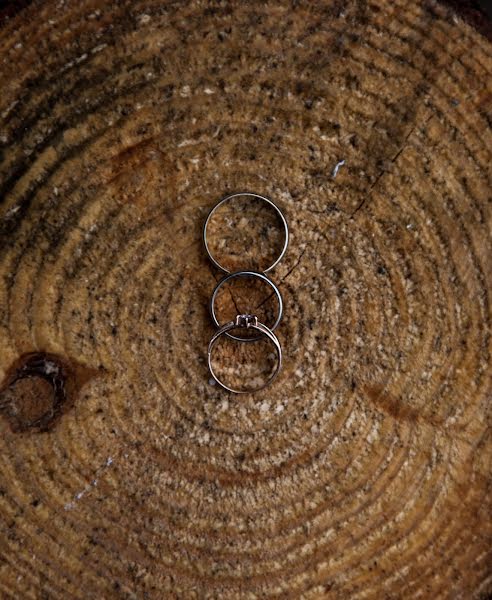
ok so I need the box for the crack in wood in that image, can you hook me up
[255,247,308,310]
[350,114,434,218]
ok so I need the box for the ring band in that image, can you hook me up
[208,315,282,394]
[210,270,283,342]
[203,192,289,274]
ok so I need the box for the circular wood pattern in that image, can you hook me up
[0,1,491,598]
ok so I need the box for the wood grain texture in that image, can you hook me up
[0,0,491,598]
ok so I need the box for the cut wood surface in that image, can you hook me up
[0,1,491,598]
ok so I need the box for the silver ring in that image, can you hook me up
[208,315,282,394]
[210,270,283,342]
[203,192,289,274]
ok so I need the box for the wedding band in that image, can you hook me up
[203,192,289,274]
[210,270,283,342]
[208,315,282,393]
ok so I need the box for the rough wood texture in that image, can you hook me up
[0,1,491,598]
